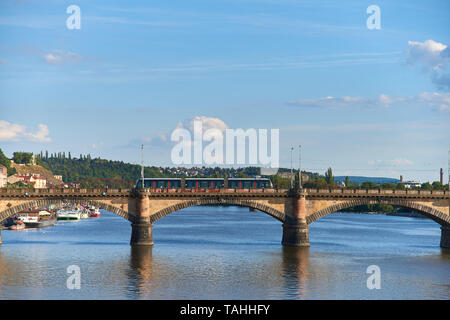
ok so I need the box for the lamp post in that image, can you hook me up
[141,144,145,189]
[299,145,302,190]
[290,147,294,189]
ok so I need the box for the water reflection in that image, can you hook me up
[128,246,153,299]
[281,247,310,299]
[0,209,448,299]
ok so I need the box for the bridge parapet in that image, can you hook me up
[304,188,449,199]
[0,188,132,197]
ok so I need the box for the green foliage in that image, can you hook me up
[381,183,396,189]
[360,181,377,189]
[396,183,405,190]
[344,176,351,188]
[0,148,16,176]
[7,181,33,189]
[270,175,291,189]
[431,181,445,190]
[343,203,395,213]
[13,152,33,164]
[324,167,334,185]
[421,182,432,190]
[303,177,333,189]
[41,154,166,187]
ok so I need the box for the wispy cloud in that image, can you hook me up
[43,50,82,65]
[287,92,450,112]
[368,158,414,166]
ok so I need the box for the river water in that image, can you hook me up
[0,206,448,300]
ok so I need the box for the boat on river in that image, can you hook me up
[9,221,25,230]
[89,206,101,218]
[16,210,57,228]
[80,209,90,219]
[56,208,81,221]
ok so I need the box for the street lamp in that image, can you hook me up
[299,145,302,190]
[290,147,294,189]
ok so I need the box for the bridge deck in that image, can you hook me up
[0,188,448,199]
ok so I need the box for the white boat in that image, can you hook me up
[89,207,101,218]
[17,212,40,224]
[80,209,89,219]
[16,210,57,228]
[56,208,81,221]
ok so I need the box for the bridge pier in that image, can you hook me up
[440,226,450,249]
[282,192,310,247]
[130,218,154,246]
[130,194,153,246]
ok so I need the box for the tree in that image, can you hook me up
[421,182,432,190]
[345,176,351,188]
[396,183,405,190]
[13,152,33,164]
[0,148,16,176]
[361,181,377,189]
[325,167,334,185]
[381,183,396,189]
[431,181,444,190]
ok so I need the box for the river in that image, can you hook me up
[0,206,448,299]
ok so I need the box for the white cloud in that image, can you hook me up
[406,39,450,91]
[0,120,51,142]
[43,50,82,65]
[416,92,450,111]
[91,141,104,149]
[175,116,228,140]
[406,40,448,72]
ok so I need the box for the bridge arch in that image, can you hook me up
[150,198,286,223]
[306,198,450,226]
[0,198,132,222]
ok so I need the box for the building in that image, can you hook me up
[7,174,47,189]
[0,164,7,188]
[402,181,421,189]
[336,180,346,187]
[440,168,444,185]
[277,172,309,182]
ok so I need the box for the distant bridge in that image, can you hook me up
[0,187,449,248]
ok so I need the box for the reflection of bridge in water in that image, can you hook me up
[0,188,449,248]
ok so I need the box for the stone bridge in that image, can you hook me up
[0,188,449,248]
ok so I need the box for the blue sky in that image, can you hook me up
[0,0,449,182]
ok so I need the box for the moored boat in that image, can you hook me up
[89,206,101,218]
[16,210,57,228]
[9,221,25,230]
[80,209,90,219]
[56,208,81,221]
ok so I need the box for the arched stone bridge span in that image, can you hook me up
[0,188,449,248]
